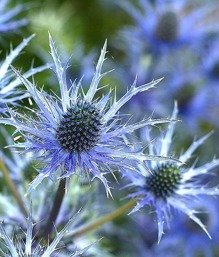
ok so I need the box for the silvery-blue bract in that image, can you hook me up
[0,34,175,196]
[163,198,219,257]
[0,0,27,34]
[0,35,49,113]
[0,212,92,257]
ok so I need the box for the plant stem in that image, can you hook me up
[65,199,137,240]
[42,178,66,238]
[0,159,28,217]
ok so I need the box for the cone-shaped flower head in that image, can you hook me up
[0,34,175,195]
[125,103,219,242]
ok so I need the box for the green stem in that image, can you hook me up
[65,199,137,239]
[42,178,66,238]
[0,159,28,217]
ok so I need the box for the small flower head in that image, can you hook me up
[0,0,28,34]
[125,103,219,242]
[118,0,217,53]
[0,34,173,196]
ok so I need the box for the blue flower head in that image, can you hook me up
[0,35,49,113]
[118,0,217,53]
[0,0,28,34]
[125,103,219,243]
[0,34,174,196]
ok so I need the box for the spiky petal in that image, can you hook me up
[0,35,50,112]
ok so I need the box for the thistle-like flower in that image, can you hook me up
[117,0,218,53]
[0,0,28,34]
[0,34,175,195]
[125,103,219,242]
[0,35,49,113]
[112,0,216,124]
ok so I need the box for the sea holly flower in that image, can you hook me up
[0,35,50,113]
[117,0,217,53]
[0,135,107,256]
[0,34,176,195]
[124,103,219,243]
[0,0,27,34]
[111,0,216,124]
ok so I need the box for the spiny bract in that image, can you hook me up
[0,35,49,113]
[0,34,175,196]
[0,0,27,34]
[124,103,219,243]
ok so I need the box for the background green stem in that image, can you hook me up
[65,199,137,240]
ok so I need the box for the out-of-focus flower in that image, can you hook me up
[188,85,219,128]
[0,0,28,34]
[0,35,175,196]
[202,38,219,83]
[124,103,219,242]
[0,35,50,113]
[117,0,218,53]
[187,39,219,128]
[111,0,219,131]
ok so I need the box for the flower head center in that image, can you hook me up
[56,100,102,153]
[155,11,178,42]
[146,163,181,199]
